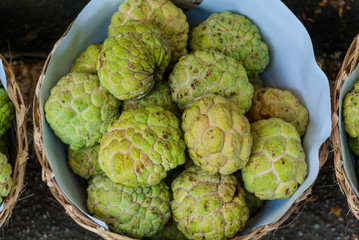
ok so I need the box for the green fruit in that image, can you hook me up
[149,218,188,240]
[348,136,359,157]
[99,105,186,186]
[171,166,249,240]
[169,51,253,112]
[97,20,171,100]
[0,88,14,138]
[108,0,188,64]
[248,74,264,90]
[242,118,307,200]
[45,72,121,150]
[246,87,309,136]
[189,11,269,78]
[0,153,12,204]
[87,175,171,238]
[70,43,102,74]
[182,95,252,175]
[343,81,359,138]
[68,144,102,180]
[122,82,179,117]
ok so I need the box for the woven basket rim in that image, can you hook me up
[0,54,28,227]
[331,33,359,220]
[32,7,330,240]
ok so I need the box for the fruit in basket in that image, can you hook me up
[87,175,171,238]
[348,136,359,157]
[169,50,253,112]
[97,19,171,100]
[182,95,252,174]
[242,118,307,200]
[189,11,269,78]
[68,144,102,180]
[0,153,12,204]
[99,105,186,186]
[343,81,359,138]
[246,87,309,136]
[171,165,249,240]
[122,82,179,116]
[45,72,121,151]
[108,0,188,64]
[150,218,188,240]
[0,88,14,138]
[70,43,102,74]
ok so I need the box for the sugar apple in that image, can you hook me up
[68,144,102,180]
[189,11,269,78]
[246,87,309,136]
[149,218,188,240]
[348,136,359,157]
[108,0,188,64]
[0,153,12,204]
[122,82,179,117]
[70,43,102,74]
[45,72,121,150]
[182,95,252,175]
[242,118,307,200]
[248,74,264,90]
[99,105,186,186]
[97,19,171,100]
[171,165,249,240]
[343,81,359,138]
[87,175,171,238]
[169,50,253,112]
[0,88,14,138]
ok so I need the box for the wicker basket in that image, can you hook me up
[0,54,28,226]
[331,34,359,220]
[32,0,331,239]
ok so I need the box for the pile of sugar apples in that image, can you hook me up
[44,0,309,239]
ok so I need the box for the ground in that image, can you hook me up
[0,0,359,239]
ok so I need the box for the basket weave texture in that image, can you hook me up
[32,3,330,240]
[331,34,359,220]
[0,54,28,226]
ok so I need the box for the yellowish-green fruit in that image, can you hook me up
[0,153,12,204]
[343,81,359,138]
[0,89,14,138]
[70,43,102,74]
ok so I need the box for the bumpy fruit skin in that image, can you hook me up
[169,51,253,112]
[348,136,359,157]
[70,43,102,74]
[171,166,249,240]
[109,0,188,64]
[248,75,264,90]
[189,11,269,78]
[99,105,186,186]
[246,87,309,137]
[97,20,171,100]
[0,153,12,204]
[45,72,121,150]
[242,118,307,200]
[0,89,14,138]
[122,82,179,116]
[149,218,188,240]
[68,144,102,180]
[87,175,171,238]
[182,95,252,175]
[343,82,359,138]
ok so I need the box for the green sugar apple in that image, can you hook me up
[99,105,186,186]
[0,88,14,138]
[45,72,121,150]
[70,43,102,74]
[108,0,188,64]
[68,144,102,180]
[242,118,307,200]
[343,81,359,138]
[189,11,269,78]
[169,50,253,112]
[246,87,309,136]
[87,175,171,238]
[0,153,12,204]
[182,95,252,175]
[248,74,264,90]
[97,19,171,100]
[171,166,249,240]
